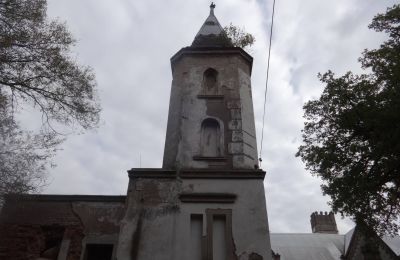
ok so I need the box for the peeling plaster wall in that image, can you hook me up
[163,50,258,170]
[116,178,182,260]
[117,174,272,260]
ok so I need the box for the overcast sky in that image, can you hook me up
[34,0,397,234]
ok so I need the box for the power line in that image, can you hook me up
[259,0,277,167]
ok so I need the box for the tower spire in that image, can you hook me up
[191,3,232,47]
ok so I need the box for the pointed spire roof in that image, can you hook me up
[191,3,233,47]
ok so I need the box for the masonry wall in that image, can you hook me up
[0,195,125,260]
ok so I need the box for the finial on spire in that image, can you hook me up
[210,2,216,15]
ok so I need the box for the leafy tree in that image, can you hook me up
[224,23,255,49]
[296,4,400,236]
[0,0,100,199]
[0,0,100,129]
[0,98,61,205]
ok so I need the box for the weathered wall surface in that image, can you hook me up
[116,177,182,260]
[118,170,272,260]
[236,68,258,168]
[163,48,258,170]
[0,195,125,260]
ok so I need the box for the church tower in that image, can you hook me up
[117,4,272,260]
[163,3,258,170]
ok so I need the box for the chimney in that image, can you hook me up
[310,211,338,234]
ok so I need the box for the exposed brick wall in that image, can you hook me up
[0,195,125,260]
[0,224,86,260]
[0,225,45,260]
[64,226,85,260]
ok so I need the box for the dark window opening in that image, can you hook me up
[190,214,204,260]
[84,244,113,260]
[40,226,65,260]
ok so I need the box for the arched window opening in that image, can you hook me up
[200,118,222,157]
[203,68,218,95]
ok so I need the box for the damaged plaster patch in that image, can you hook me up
[128,179,182,221]
[140,181,163,205]
[72,202,124,234]
[135,179,182,206]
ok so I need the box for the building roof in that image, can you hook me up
[270,233,345,260]
[382,236,400,255]
[191,3,232,47]
[271,231,400,260]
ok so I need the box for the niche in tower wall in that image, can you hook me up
[200,118,222,157]
[203,68,218,95]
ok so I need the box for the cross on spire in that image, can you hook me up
[210,2,215,14]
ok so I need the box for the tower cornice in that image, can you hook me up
[128,168,266,179]
[170,46,253,74]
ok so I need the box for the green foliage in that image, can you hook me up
[223,23,255,49]
[296,4,400,236]
[0,0,100,199]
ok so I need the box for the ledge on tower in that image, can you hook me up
[127,168,266,179]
